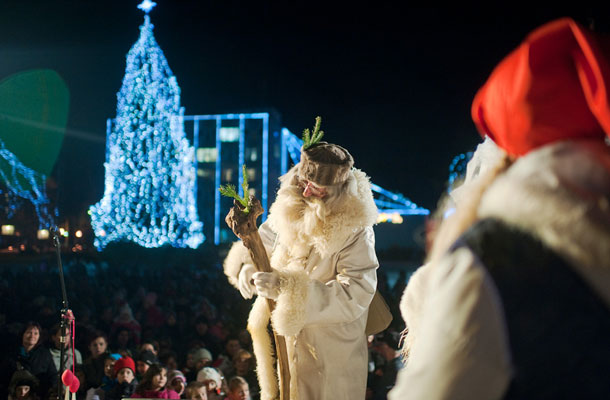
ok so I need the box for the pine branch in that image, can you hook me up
[219,165,251,214]
[302,116,324,150]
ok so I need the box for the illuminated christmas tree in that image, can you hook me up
[90,1,203,249]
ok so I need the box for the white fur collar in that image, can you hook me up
[478,140,610,306]
[266,167,378,259]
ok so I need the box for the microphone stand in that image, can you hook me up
[53,228,73,400]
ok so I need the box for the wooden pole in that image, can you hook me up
[225,198,291,400]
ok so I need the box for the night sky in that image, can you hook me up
[1,2,609,219]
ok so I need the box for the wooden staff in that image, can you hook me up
[225,197,291,400]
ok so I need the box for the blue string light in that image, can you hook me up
[0,139,56,228]
[89,6,203,250]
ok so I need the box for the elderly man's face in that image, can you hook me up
[298,179,328,199]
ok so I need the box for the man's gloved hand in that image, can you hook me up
[238,263,257,299]
[253,271,280,300]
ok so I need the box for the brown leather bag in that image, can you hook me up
[365,290,393,335]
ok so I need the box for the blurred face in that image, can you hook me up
[234,357,250,375]
[202,379,217,393]
[226,340,241,357]
[15,385,30,400]
[186,353,195,368]
[89,337,107,358]
[141,343,156,355]
[191,386,207,400]
[195,322,208,335]
[136,361,150,377]
[228,384,249,400]
[169,379,185,395]
[165,356,178,371]
[52,330,70,350]
[22,327,40,350]
[117,368,135,384]
[151,368,167,391]
[104,358,116,378]
[117,330,130,346]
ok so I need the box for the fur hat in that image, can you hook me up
[298,142,354,186]
[192,348,213,364]
[168,369,187,384]
[196,367,222,387]
[114,356,136,374]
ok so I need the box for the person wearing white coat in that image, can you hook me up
[223,137,379,400]
[390,18,610,399]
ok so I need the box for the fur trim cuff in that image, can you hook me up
[271,267,310,337]
[247,297,278,400]
[223,241,252,288]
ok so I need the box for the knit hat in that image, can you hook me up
[168,369,187,384]
[196,367,222,387]
[298,142,354,186]
[137,350,157,366]
[114,356,136,374]
[472,18,610,157]
[192,348,213,365]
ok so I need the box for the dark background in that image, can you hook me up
[1,1,609,219]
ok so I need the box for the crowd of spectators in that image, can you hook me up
[0,244,408,400]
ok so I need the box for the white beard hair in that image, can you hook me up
[301,197,329,237]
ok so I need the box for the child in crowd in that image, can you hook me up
[132,363,180,399]
[184,381,207,400]
[135,350,157,381]
[196,367,224,400]
[106,356,137,400]
[226,377,250,400]
[185,348,212,383]
[231,350,258,399]
[167,370,187,397]
[8,370,39,400]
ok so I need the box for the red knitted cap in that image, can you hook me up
[472,18,610,156]
[114,356,135,374]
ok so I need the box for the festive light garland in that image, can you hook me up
[0,138,56,228]
[89,4,203,249]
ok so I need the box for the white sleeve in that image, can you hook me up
[304,226,378,325]
[389,247,512,400]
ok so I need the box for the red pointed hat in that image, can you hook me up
[472,18,610,156]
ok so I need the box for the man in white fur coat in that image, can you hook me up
[223,138,379,400]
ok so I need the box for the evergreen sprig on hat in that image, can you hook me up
[302,116,324,150]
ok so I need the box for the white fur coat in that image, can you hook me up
[224,167,379,400]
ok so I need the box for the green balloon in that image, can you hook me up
[0,69,69,176]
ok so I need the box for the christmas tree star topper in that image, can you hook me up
[137,0,157,14]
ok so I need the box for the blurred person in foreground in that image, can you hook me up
[390,17,610,399]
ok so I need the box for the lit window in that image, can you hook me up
[219,127,240,142]
[197,148,217,163]
[223,168,234,182]
[37,229,50,240]
[197,168,213,178]
[246,148,258,162]
[246,168,257,180]
[1,225,15,235]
